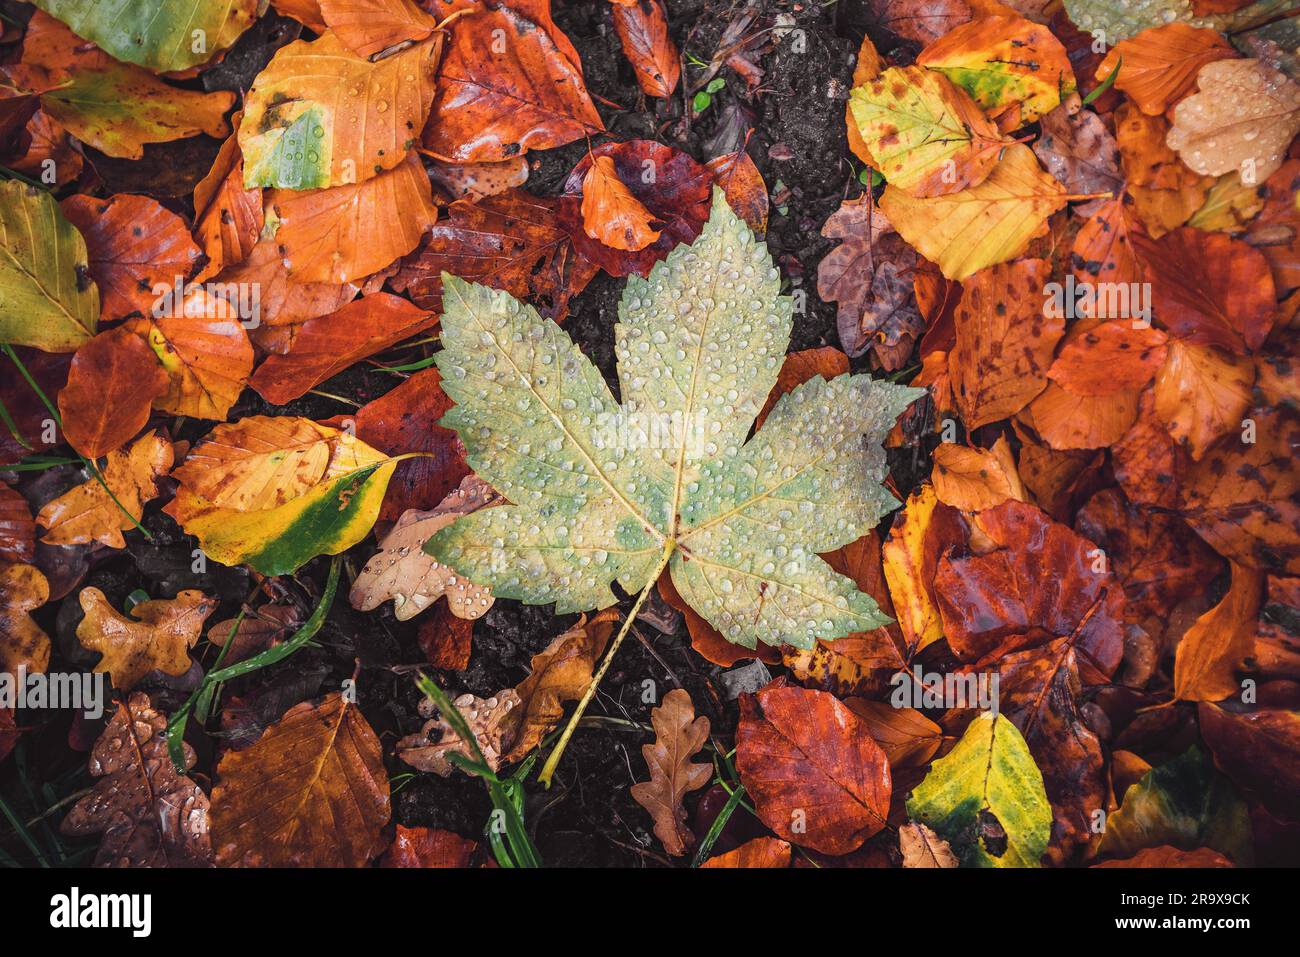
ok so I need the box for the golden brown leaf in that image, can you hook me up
[899,821,959,867]
[700,836,791,868]
[0,562,50,676]
[629,688,711,857]
[76,587,217,692]
[1174,563,1263,701]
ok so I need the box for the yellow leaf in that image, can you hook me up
[76,588,217,691]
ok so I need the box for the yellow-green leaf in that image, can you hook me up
[31,0,258,73]
[0,179,98,351]
[164,417,399,575]
[428,191,920,648]
[907,712,1052,867]
[880,143,1068,280]
[849,65,1007,197]
[916,15,1075,128]
[240,30,441,190]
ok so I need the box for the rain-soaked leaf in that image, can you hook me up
[426,192,919,649]
[76,587,217,692]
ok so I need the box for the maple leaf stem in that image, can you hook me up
[538,540,677,788]
[1,343,153,541]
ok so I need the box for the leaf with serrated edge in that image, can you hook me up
[428,191,920,649]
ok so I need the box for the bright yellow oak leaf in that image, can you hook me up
[76,588,217,692]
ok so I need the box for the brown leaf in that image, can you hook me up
[705,149,768,235]
[391,188,597,321]
[380,825,477,868]
[935,500,1125,681]
[1246,159,1300,295]
[865,0,972,46]
[1174,563,1263,701]
[37,432,173,548]
[0,562,50,676]
[1153,340,1255,459]
[843,699,943,769]
[422,3,603,162]
[0,483,35,565]
[1093,845,1234,867]
[580,154,661,252]
[1198,704,1300,820]
[61,194,204,323]
[61,693,212,867]
[630,688,711,856]
[899,821,958,867]
[1032,103,1122,207]
[610,0,680,98]
[397,689,522,775]
[736,680,891,855]
[57,326,169,460]
[350,475,500,621]
[427,156,529,202]
[700,836,792,868]
[210,692,391,867]
[950,258,1063,428]
[248,293,436,404]
[76,587,217,691]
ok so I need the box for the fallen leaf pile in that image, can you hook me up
[0,0,1295,874]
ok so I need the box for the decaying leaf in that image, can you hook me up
[397,690,521,776]
[0,562,51,676]
[76,587,217,691]
[350,475,500,621]
[61,693,212,867]
[899,821,959,868]
[210,691,390,867]
[629,688,711,857]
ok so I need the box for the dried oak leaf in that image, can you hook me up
[736,680,891,856]
[949,258,1063,428]
[37,431,173,549]
[422,2,603,162]
[380,825,477,868]
[899,822,958,867]
[60,693,212,867]
[57,326,169,461]
[935,500,1125,681]
[397,689,521,775]
[629,688,711,857]
[0,562,50,676]
[700,836,791,868]
[1167,58,1300,187]
[76,587,217,692]
[60,193,203,323]
[391,187,598,321]
[210,691,390,867]
[350,475,500,621]
[580,154,662,252]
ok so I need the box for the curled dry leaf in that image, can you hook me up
[397,689,521,776]
[350,475,501,621]
[580,154,661,252]
[629,688,711,857]
[210,691,390,867]
[0,562,51,676]
[736,680,891,856]
[37,431,173,549]
[899,821,959,868]
[76,587,217,692]
[60,693,212,867]
[700,836,792,869]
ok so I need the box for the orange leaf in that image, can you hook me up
[60,194,203,323]
[882,484,967,653]
[610,0,680,98]
[319,0,439,58]
[580,155,661,252]
[0,483,35,564]
[1047,320,1168,396]
[1174,563,1263,701]
[58,326,169,460]
[380,825,476,868]
[736,681,891,855]
[700,836,792,868]
[1095,24,1236,116]
[1153,340,1254,460]
[192,128,263,280]
[931,438,1025,512]
[76,587,217,691]
[248,293,436,404]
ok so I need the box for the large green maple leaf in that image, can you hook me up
[427,191,920,650]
